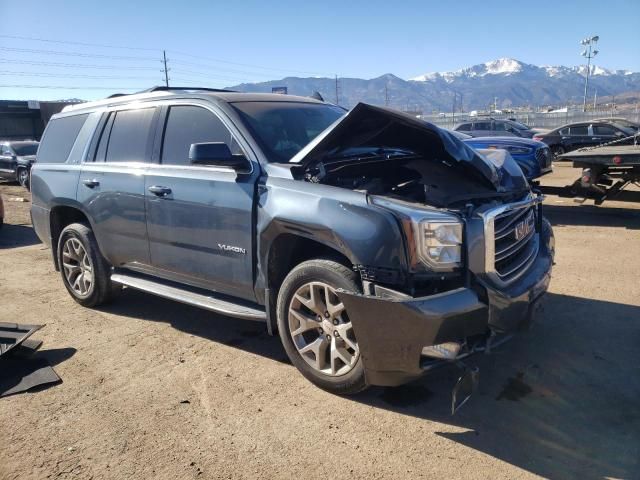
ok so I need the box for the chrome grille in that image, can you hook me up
[493,207,538,280]
[482,195,543,286]
[535,147,552,169]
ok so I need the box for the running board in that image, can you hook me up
[110,272,266,321]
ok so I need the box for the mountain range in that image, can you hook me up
[228,58,640,112]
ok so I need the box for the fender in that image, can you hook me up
[255,176,409,297]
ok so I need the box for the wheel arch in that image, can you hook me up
[49,203,92,271]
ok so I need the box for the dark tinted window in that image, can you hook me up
[569,125,588,135]
[493,121,507,131]
[161,106,238,166]
[473,122,492,130]
[104,108,155,163]
[231,101,344,163]
[12,143,38,156]
[37,114,88,164]
[593,125,617,135]
[559,128,569,135]
[456,123,471,132]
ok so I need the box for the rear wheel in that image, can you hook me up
[17,168,29,189]
[277,259,368,395]
[58,223,114,307]
[550,145,565,158]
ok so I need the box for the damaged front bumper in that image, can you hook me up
[336,223,553,388]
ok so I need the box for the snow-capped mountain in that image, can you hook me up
[229,58,640,111]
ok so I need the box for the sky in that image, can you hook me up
[1,0,639,100]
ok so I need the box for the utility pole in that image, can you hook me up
[162,50,170,87]
[593,88,597,110]
[334,74,339,106]
[580,35,599,112]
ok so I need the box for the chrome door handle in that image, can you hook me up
[148,185,172,197]
[82,178,100,188]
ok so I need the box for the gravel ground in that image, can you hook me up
[1,163,639,480]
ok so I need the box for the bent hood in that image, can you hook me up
[289,103,503,190]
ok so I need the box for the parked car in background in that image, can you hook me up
[533,122,636,157]
[593,118,639,132]
[454,118,539,138]
[450,130,552,182]
[30,88,553,401]
[0,140,39,188]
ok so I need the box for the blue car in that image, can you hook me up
[450,130,553,182]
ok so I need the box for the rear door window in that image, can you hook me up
[493,121,507,131]
[474,122,492,130]
[37,114,89,163]
[569,125,588,135]
[103,108,156,163]
[161,105,239,166]
[456,123,471,132]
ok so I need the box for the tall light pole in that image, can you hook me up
[580,35,599,112]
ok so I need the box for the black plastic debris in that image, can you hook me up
[0,323,63,398]
[0,322,43,357]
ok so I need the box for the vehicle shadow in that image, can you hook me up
[0,224,40,249]
[544,203,640,229]
[97,288,290,364]
[354,292,640,479]
[100,289,640,479]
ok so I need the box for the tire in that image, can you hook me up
[57,222,114,307]
[550,145,565,158]
[17,168,29,190]
[276,258,368,395]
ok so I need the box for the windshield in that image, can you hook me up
[12,143,38,156]
[231,101,345,162]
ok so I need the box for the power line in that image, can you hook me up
[170,59,282,79]
[0,46,157,61]
[168,50,332,77]
[0,34,160,52]
[0,71,160,80]
[0,58,159,71]
[0,84,146,90]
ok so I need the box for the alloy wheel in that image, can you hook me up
[62,237,94,297]
[288,281,359,376]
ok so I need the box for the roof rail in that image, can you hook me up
[140,86,236,93]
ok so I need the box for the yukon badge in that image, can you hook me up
[218,244,247,255]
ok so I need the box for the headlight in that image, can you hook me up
[371,196,463,271]
[505,146,533,155]
[416,220,463,269]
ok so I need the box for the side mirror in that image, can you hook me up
[189,142,250,172]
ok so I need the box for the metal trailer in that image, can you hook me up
[559,141,640,205]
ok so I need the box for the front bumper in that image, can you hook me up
[337,221,553,387]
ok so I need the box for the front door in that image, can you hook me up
[0,144,15,180]
[77,106,158,267]
[145,103,258,301]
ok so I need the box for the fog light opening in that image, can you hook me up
[421,342,462,360]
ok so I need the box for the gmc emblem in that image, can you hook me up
[514,214,534,241]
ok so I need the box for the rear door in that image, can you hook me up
[592,123,620,145]
[562,124,591,151]
[78,106,159,267]
[144,102,259,301]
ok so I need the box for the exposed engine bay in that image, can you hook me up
[302,153,524,208]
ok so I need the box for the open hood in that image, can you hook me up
[289,103,502,189]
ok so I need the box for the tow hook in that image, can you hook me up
[451,362,479,415]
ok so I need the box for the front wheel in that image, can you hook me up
[277,259,368,395]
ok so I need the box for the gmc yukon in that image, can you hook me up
[30,87,554,404]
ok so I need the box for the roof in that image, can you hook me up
[61,88,324,114]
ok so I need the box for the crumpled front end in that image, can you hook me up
[336,196,554,387]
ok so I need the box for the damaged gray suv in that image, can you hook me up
[31,87,554,405]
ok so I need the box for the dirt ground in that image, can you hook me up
[1,163,639,480]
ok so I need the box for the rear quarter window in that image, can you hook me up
[37,114,89,164]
